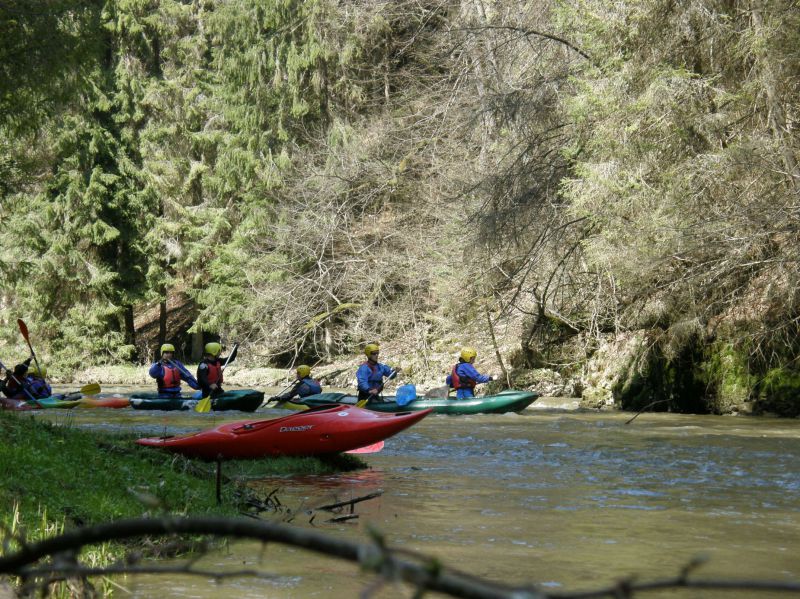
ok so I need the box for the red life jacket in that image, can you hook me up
[158,365,181,390]
[450,364,476,390]
[206,360,223,385]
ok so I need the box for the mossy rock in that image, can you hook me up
[754,368,800,417]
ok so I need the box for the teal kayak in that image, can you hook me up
[0,395,82,410]
[281,389,539,415]
[129,389,264,412]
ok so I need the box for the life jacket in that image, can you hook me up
[158,365,181,390]
[205,360,223,386]
[450,363,476,390]
[297,377,322,397]
[361,361,384,390]
[28,378,51,399]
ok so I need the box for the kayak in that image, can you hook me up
[129,389,264,412]
[0,395,82,410]
[281,389,539,415]
[136,404,432,459]
[77,396,130,409]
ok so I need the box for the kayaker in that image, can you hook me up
[356,344,400,403]
[197,342,237,398]
[0,357,32,398]
[148,343,200,397]
[446,347,493,399]
[271,365,323,402]
[25,364,52,399]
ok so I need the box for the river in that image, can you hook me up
[44,388,800,597]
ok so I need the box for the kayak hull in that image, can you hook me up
[285,390,539,415]
[0,395,82,410]
[136,404,431,459]
[129,389,264,412]
[77,396,131,409]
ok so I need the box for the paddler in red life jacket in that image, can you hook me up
[446,347,493,399]
[271,365,323,402]
[356,344,400,404]
[197,342,237,398]
[148,343,200,397]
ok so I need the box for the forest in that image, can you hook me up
[1,0,799,415]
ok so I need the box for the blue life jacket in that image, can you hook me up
[296,377,322,397]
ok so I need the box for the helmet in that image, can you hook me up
[204,342,222,357]
[160,343,175,354]
[364,343,380,357]
[296,364,311,378]
[460,347,477,362]
[28,364,47,378]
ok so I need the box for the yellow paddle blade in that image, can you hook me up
[195,396,212,413]
[80,383,101,396]
[355,399,368,408]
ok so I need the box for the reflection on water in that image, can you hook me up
[39,388,800,597]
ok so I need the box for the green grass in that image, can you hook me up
[0,409,366,594]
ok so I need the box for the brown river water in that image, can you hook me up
[42,387,800,598]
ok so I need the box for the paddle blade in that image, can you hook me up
[195,396,212,413]
[80,383,101,396]
[17,318,29,342]
[355,399,368,408]
[345,440,384,454]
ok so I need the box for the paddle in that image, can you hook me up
[344,440,384,454]
[78,382,101,396]
[196,343,239,413]
[356,368,397,408]
[264,381,297,407]
[17,319,43,376]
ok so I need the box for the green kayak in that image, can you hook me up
[129,389,264,412]
[282,389,539,415]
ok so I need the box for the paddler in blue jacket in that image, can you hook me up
[148,343,200,397]
[26,364,52,399]
[271,365,323,402]
[446,347,493,399]
[197,342,237,398]
[356,344,400,403]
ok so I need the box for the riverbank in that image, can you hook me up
[0,409,365,594]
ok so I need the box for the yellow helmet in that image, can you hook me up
[364,343,380,357]
[296,364,311,378]
[160,343,175,354]
[28,364,47,378]
[204,342,222,357]
[460,347,477,362]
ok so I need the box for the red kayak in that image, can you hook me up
[77,396,130,409]
[136,404,432,459]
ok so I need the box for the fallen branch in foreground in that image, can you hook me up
[1,516,799,598]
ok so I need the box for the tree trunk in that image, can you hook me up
[158,294,167,350]
[124,304,137,361]
[192,329,204,363]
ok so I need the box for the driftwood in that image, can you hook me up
[314,491,383,514]
[624,399,671,424]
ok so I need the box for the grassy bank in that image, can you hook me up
[0,410,364,594]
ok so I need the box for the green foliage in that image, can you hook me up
[0,0,104,131]
[697,342,757,414]
[755,368,800,417]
